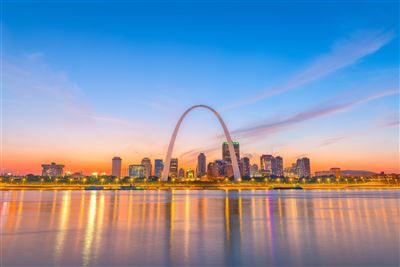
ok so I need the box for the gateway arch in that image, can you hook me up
[161,105,241,182]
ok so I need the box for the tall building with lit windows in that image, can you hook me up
[141,157,152,177]
[197,153,206,177]
[274,156,283,176]
[222,141,240,163]
[154,159,164,178]
[296,157,311,178]
[240,157,250,177]
[260,155,274,176]
[111,157,122,178]
[169,158,178,178]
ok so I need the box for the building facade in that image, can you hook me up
[41,162,65,177]
[240,157,250,177]
[222,141,240,163]
[111,157,122,178]
[296,157,311,178]
[169,158,178,178]
[141,157,152,177]
[260,155,274,176]
[274,156,283,176]
[154,159,164,178]
[197,153,206,177]
[128,165,146,179]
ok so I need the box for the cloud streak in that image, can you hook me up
[232,89,398,139]
[227,29,395,109]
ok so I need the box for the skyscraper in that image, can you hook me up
[141,157,152,177]
[274,156,283,176]
[111,157,122,178]
[260,155,274,176]
[128,165,146,178]
[197,153,206,177]
[250,164,258,177]
[170,158,178,178]
[154,159,164,178]
[296,157,311,178]
[241,157,250,177]
[222,141,240,163]
[178,168,185,179]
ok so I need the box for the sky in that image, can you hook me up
[2,0,399,175]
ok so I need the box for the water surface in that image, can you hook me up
[1,190,399,266]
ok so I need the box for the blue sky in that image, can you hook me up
[3,0,399,174]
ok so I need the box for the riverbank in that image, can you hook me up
[1,182,399,190]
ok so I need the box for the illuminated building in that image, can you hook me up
[260,155,274,176]
[128,165,146,179]
[169,158,178,178]
[111,157,122,177]
[274,156,283,176]
[41,162,65,177]
[240,157,250,177]
[224,163,234,178]
[296,157,311,178]
[330,168,341,178]
[197,153,206,177]
[284,165,299,178]
[207,162,219,178]
[250,164,259,177]
[315,170,332,177]
[154,159,164,178]
[222,141,240,163]
[141,157,152,177]
[186,169,195,179]
[178,168,185,179]
[315,168,341,178]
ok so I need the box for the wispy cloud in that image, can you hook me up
[227,29,395,109]
[319,136,346,147]
[232,89,398,139]
[4,55,135,127]
[380,115,400,127]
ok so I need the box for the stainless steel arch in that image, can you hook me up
[161,105,241,182]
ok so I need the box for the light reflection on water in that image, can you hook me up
[1,190,399,266]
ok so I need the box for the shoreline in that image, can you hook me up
[1,183,399,191]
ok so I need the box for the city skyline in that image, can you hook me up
[3,2,399,175]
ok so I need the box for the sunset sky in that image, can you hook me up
[3,1,399,175]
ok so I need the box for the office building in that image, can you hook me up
[41,162,65,177]
[111,157,122,178]
[128,165,146,179]
[296,157,311,178]
[186,169,195,179]
[222,141,240,163]
[241,157,250,177]
[274,156,283,176]
[250,164,259,177]
[154,159,164,178]
[260,155,274,176]
[330,168,341,178]
[170,158,178,178]
[141,157,152,177]
[178,168,185,179]
[197,153,206,177]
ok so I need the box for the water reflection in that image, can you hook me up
[1,190,399,266]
